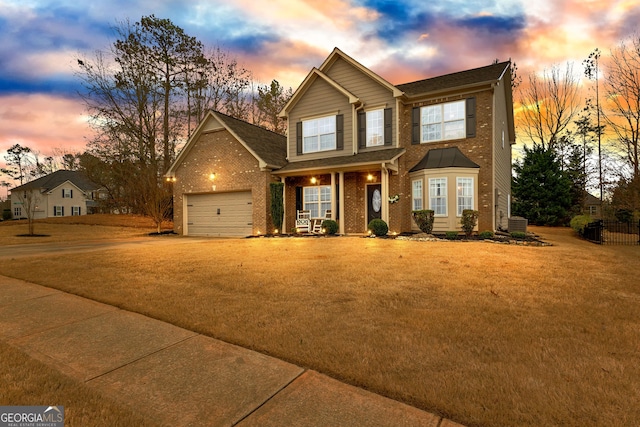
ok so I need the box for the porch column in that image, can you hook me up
[339,171,345,234]
[331,172,336,220]
[381,165,389,225]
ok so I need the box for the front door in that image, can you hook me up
[367,184,382,224]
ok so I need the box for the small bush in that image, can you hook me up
[412,210,435,234]
[2,209,10,221]
[321,219,338,235]
[570,215,592,234]
[461,209,479,237]
[510,231,527,239]
[445,231,458,240]
[368,218,388,236]
[479,230,494,239]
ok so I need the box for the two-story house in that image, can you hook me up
[10,170,103,219]
[166,48,514,236]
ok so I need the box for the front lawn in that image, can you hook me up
[0,224,638,426]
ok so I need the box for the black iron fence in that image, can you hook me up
[582,219,640,245]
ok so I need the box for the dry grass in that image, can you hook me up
[0,214,172,245]
[1,219,639,426]
[0,341,160,427]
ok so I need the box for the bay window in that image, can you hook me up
[457,177,474,216]
[412,179,423,211]
[429,178,447,216]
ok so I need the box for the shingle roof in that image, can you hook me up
[213,111,287,168]
[275,148,405,174]
[397,61,510,97]
[11,170,101,192]
[409,147,479,172]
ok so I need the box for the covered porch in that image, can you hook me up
[274,149,405,235]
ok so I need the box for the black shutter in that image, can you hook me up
[295,186,302,212]
[384,108,392,146]
[70,189,73,198]
[466,97,476,138]
[62,206,64,216]
[62,189,64,197]
[296,121,303,155]
[358,111,366,149]
[336,114,344,150]
[412,107,420,145]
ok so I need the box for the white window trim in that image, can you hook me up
[302,115,336,153]
[63,188,72,198]
[456,177,474,217]
[412,179,423,211]
[366,109,384,147]
[54,206,63,217]
[421,100,466,143]
[72,206,81,216]
[303,185,332,219]
[429,178,447,217]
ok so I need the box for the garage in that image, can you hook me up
[185,192,253,237]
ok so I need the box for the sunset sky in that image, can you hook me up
[1,0,639,185]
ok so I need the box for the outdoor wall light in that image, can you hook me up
[310,176,317,184]
[166,176,176,182]
[209,173,216,181]
[367,174,374,181]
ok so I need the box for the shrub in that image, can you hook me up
[461,209,479,237]
[479,230,494,239]
[368,218,388,236]
[412,210,435,234]
[570,215,592,234]
[2,209,10,221]
[321,219,338,235]
[510,231,527,239]
[445,231,458,240]
[269,182,284,232]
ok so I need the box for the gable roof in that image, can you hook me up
[11,170,100,192]
[397,61,511,98]
[409,147,480,172]
[279,48,403,118]
[166,110,287,176]
[213,111,287,168]
[279,67,360,118]
[319,48,404,97]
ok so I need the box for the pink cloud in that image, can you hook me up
[0,94,92,158]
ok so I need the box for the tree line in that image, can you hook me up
[513,36,640,226]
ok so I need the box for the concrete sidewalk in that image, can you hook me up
[0,275,464,427]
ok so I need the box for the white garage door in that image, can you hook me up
[186,192,253,237]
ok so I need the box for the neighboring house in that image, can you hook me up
[167,48,515,236]
[584,192,602,219]
[10,170,103,219]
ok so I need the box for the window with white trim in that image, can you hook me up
[303,186,331,218]
[54,206,63,216]
[303,116,336,153]
[421,100,465,142]
[14,207,21,218]
[366,109,384,147]
[429,178,447,216]
[62,188,72,198]
[412,179,423,211]
[457,177,474,216]
[72,206,81,216]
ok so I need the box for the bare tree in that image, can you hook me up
[602,37,640,181]
[1,144,34,185]
[517,63,582,151]
[14,187,41,235]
